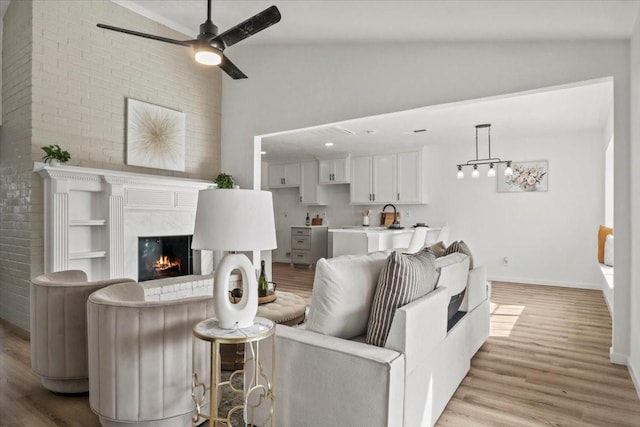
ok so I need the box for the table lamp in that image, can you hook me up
[191,188,276,329]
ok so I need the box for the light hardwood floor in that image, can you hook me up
[1,265,639,426]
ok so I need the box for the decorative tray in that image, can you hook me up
[259,290,277,305]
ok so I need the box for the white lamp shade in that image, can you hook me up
[191,189,277,252]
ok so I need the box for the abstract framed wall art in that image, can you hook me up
[497,160,548,193]
[126,98,186,172]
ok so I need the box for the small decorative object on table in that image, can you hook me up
[361,210,370,226]
[258,260,277,303]
[41,144,71,166]
[215,172,234,189]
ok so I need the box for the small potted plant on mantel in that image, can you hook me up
[215,172,234,189]
[41,144,71,167]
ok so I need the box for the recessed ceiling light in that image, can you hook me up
[325,142,334,147]
[260,151,266,155]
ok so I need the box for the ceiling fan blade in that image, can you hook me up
[97,24,193,47]
[214,5,281,49]
[219,55,248,80]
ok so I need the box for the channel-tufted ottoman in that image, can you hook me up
[221,291,307,370]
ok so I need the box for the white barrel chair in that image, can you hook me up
[30,270,135,393]
[87,281,214,426]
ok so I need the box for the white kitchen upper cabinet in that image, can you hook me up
[319,156,350,184]
[396,151,421,203]
[351,150,427,205]
[268,163,300,188]
[299,161,327,205]
[350,156,373,203]
[372,154,396,203]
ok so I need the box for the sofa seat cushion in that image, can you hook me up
[306,251,389,339]
[366,249,439,347]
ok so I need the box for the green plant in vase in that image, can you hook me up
[41,144,71,166]
[215,172,234,189]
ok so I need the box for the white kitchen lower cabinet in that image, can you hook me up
[291,226,328,268]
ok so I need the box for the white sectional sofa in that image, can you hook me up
[270,249,490,427]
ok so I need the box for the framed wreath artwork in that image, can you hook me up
[126,98,186,172]
[497,160,548,193]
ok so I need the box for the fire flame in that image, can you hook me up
[154,255,180,272]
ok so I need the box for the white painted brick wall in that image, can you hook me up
[0,0,223,331]
[0,0,34,331]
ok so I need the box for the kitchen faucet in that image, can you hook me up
[382,204,399,228]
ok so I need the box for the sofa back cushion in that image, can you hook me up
[306,252,389,339]
[366,249,439,347]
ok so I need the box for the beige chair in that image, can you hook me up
[30,270,135,393]
[87,282,214,427]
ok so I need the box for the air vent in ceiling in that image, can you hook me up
[309,125,356,138]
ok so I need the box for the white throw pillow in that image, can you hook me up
[435,252,470,297]
[306,252,388,339]
[604,234,614,266]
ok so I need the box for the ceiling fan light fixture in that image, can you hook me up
[194,45,222,66]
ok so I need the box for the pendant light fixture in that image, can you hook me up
[456,124,513,179]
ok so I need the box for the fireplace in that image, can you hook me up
[138,235,193,282]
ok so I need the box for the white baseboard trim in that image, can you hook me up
[629,360,640,401]
[609,347,629,365]
[488,275,601,290]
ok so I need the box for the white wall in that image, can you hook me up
[221,40,632,362]
[628,9,640,396]
[267,130,604,288]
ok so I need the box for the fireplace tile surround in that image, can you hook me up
[35,163,215,281]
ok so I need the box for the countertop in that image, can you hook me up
[329,226,415,234]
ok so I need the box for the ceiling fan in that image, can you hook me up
[97,0,281,79]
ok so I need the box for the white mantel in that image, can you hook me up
[35,163,215,281]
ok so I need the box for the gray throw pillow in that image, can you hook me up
[443,240,474,269]
[366,249,439,347]
[429,241,447,257]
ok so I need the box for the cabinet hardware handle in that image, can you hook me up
[373,193,375,201]
[397,193,400,201]
[300,196,302,202]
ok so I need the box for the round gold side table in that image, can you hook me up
[191,317,275,426]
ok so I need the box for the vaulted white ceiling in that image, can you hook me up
[56,2,612,163]
[113,0,640,44]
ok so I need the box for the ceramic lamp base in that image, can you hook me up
[214,253,258,329]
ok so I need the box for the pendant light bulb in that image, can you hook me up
[471,165,480,179]
[456,166,464,180]
[504,161,513,177]
[487,163,496,177]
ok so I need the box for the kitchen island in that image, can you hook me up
[328,226,440,257]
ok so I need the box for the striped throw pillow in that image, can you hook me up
[366,249,438,347]
[443,240,474,269]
